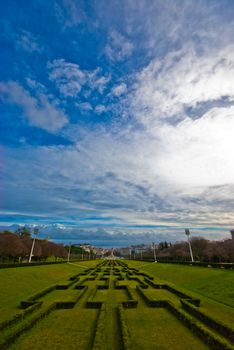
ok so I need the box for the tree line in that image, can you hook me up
[0,229,67,262]
[147,237,234,262]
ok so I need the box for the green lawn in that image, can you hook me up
[125,260,234,327]
[126,306,210,350]
[0,260,233,350]
[0,260,99,322]
[9,307,99,350]
[125,260,234,307]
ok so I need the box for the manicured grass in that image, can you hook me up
[9,308,99,350]
[125,260,234,327]
[1,260,233,349]
[0,260,99,322]
[126,260,234,307]
[126,306,210,350]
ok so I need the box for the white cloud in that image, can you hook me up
[156,107,234,189]
[16,30,43,53]
[0,81,68,132]
[95,105,107,114]
[105,30,133,61]
[111,83,127,96]
[78,102,93,111]
[131,44,234,125]
[48,59,110,98]
[48,59,85,97]
[2,113,234,230]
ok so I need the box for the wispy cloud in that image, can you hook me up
[16,30,43,54]
[2,119,234,230]
[130,44,234,125]
[111,83,127,96]
[0,81,68,132]
[105,30,133,61]
[48,59,110,98]
[95,105,107,114]
[1,0,234,241]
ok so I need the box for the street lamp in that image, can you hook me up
[152,242,157,262]
[185,229,194,262]
[129,248,132,260]
[29,228,39,263]
[67,242,71,263]
[230,230,234,240]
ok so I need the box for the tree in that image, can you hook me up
[0,232,25,261]
[15,226,31,237]
[190,237,209,261]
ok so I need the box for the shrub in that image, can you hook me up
[92,304,106,350]
[165,301,234,350]
[118,304,133,350]
[181,300,234,343]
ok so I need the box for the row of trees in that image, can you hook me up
[134,237,234,262]
[0,231,67,262]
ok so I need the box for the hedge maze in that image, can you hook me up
[0,260,233,350]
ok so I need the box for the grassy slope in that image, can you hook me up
[125,260,234,306]
[126,260,234,325]
[0,260,99,322]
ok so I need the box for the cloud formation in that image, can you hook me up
[105,30,133,61]
[0,81,68,132]
[1,0,234,243]
[48,59,110,98]
[130,44,234,125]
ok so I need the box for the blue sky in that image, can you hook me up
[1,0,234,245]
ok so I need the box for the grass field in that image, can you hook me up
[126,260,234,326]
[0,260,99,321]
[0,259,233,350]
[126,260,234,306]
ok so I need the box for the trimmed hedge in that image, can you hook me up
[21,284,56,306]
[0,261,67,269]
[181,299,234,343]
[56,285,88,309]
[122,287,138,308]
[144,277,159,288]
[118,304,133,350]
[86,287,103,308]
[92,304,106,350]
[69,273,80,281]
[136,285,168,307]
[0,303,56,350]
[165,301,234,350]
[0,301,42,331]
[143,279,200,306]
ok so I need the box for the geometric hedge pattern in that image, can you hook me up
[0,260,233,349]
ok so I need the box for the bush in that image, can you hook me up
[23,284,56,303]
[165,301,234,350]
[118,304,133,350]
[0,302,42,331]
[181,300,234,343]
[0,303,56,349]
[92,304,106,350]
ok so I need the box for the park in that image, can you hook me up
[0,259,233,350]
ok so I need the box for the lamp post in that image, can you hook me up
[152,242,157,262]
[129,248,132,260]
[230,230,234,240]
[29,228,39,263]
[185,229,194,262]
[67,242,71,263]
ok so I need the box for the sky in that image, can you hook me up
[0,0,234,246]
